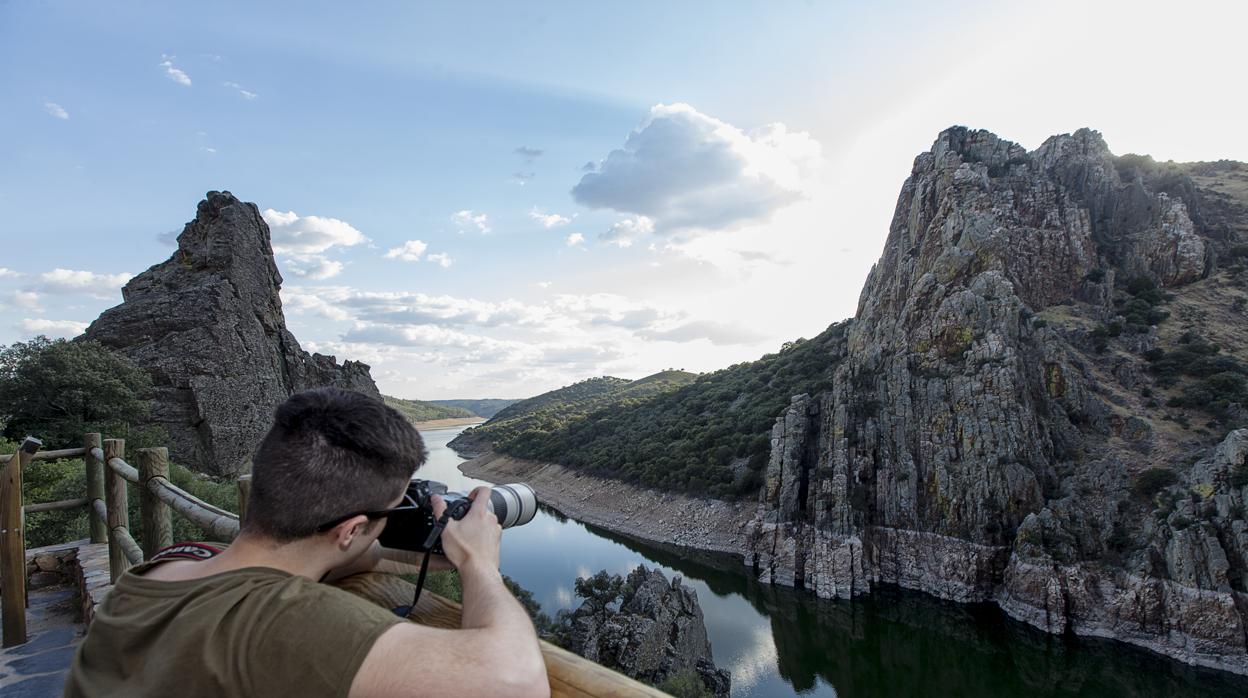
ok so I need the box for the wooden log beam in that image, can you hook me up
[103,439,131,582]
[147,478,239,541]
[84,434,106,544]
[0,447,86,464]
[1,439,39,647]
[23,498,88,514]
[138,448,173,558]
[106,456,139,484]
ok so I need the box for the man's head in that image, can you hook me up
[244,388,426,544]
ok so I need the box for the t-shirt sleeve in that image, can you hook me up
[242,578,405,697]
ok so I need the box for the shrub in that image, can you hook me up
[1131,468,1178,499]
[657,670,714,698]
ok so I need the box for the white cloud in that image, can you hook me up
[199,146,217,154]
[384,240,429,262]
[571,103,821,232]
[427,252,453,268]
[452,210,491,234]
[599,216,654,248]
[536,281,552,289]
[19,318,88,338]
[44,102,69,120]
[223,81,258,100]
[7,291,42,311]
[284,255,344,280]
[565,233,586,247]
[282,288,351,321]
[262,209,369,254]
[0,268,21,279]
[31,268,131,298]
[529,208,571,228]
[159,56,192,86]
[638,320,768,346]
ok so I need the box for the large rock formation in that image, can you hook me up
[745,128,1248,673]
[564,567,731,697]
[83,191,378,475]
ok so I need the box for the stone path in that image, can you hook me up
[0,583,84,697]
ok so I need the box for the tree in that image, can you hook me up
[0,336,154,447]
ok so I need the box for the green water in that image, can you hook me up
[422,425,1248,697]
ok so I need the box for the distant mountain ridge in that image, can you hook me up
[382,395,475,423]
[430,399,518,419]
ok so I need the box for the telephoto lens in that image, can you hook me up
[377,479,538,553]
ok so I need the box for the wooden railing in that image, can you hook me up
[0,433,666,696]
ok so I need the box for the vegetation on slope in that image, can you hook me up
[382,395,475,423]
[429,399,519,419]
[472,323,848,498]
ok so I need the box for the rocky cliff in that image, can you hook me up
[745,128,1248,673]
[83,191,378,476]
[563,566,731,697]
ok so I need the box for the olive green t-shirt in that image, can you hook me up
[63,562,404,698]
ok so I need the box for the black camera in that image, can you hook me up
[377,479,537,555]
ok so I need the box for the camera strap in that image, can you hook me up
[405,510,453,615]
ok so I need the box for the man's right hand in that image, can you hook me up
[430,486,501,573]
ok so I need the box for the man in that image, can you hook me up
[65,388,549,697]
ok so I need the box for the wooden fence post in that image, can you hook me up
[2,437,41,647]
[236,474,252,528]
[103,439,130,582]
[137,448,172,558]
[84,433,106,544]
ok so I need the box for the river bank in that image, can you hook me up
[458,452,755,556]
[414,417,486,430]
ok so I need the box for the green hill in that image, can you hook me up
[382,395,475,423]
[465,325,849,498]
[429,399,520,419]
[452,371,697,454]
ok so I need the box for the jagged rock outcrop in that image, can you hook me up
[83,191,378,475]
[745,127,1248,673]
[564,567,730,697]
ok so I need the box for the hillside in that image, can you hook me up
[429,399,518,419]
[382,395,475,423]
[449,371,699,459]
[460,339,845,497]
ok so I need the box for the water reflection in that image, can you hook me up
[419,425,1248,697]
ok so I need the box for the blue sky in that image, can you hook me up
[3,1,1246,398]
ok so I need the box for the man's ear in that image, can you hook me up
[330,515,371,550]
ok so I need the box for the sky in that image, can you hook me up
[2,0,1246,400]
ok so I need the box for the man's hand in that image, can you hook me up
[431,486,502,572]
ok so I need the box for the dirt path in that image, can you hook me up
[458,452,756,556]
[414,417,486,431]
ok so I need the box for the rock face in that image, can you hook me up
[745,128,1248,673]
[565,567,731,697]
[83,191,378,475]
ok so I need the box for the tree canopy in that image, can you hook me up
[0,335,154,447]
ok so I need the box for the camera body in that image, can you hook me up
[376,479,537,555]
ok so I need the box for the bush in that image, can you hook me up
[1131,468,1178,499]
[657,670,714,698]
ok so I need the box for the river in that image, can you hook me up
[419,424,1248,697]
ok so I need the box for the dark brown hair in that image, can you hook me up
[243,388,426,541]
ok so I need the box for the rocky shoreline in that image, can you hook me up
[457,452,755,557]
[462,447,1248,677]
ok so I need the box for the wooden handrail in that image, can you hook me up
[0,447,86,464]
[24,497,89,514]
[105,456,139,484]
[147,477,240,541]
